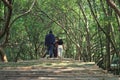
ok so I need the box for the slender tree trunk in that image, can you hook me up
[77,1,91,61]
[0,47,8,62]
[100,0,111,70]
[87,0,118,60]
[106,24,111,70]
[0,0,12,62]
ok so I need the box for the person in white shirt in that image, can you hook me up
[57,39,64,59]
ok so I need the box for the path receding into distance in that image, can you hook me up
[0,58,119,80]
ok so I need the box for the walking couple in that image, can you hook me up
[44,30,64,58]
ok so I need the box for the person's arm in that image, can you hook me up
[51,34,55,44]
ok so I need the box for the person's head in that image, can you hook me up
[49,30,52,33]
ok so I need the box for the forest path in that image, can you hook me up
[0,58,119,80]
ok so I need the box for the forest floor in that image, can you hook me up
[0,58,119,80]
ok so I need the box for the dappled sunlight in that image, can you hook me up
[53,67,74,73]
[53,67,86,74]
[17,66,32,70]
[38,77,59,80]
[0,59,119,80]
[2,66,32,71]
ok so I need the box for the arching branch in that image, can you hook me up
[106,0,120,17]
[0,0,12,46]
[10,0,36,27]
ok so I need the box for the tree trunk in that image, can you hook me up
[105,24,111,70]
[0,0,13,62]
[0,47,8,62]
[77,1,91,61]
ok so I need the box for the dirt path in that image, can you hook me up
[0,58,119,80]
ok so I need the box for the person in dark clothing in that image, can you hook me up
[45,30,55,58]
[53,37,59,58]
